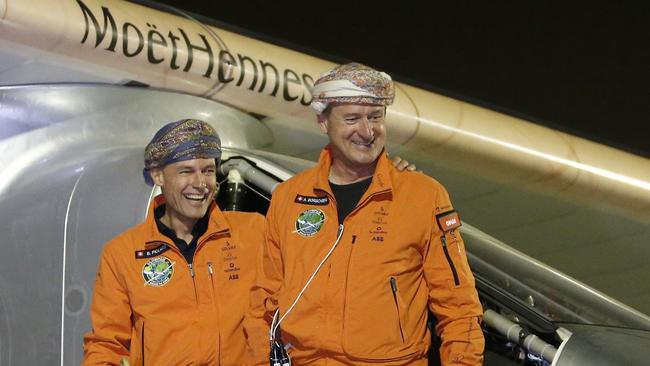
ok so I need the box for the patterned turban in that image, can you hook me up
[142,119,222,186]
[310,62,395,115]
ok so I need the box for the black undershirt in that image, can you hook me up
[329,177,373,225]
[154,204,209,264]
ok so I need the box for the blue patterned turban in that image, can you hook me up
[143,119,221,186]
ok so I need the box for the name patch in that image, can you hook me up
[295,194,329,205]
[135,242,169,259]
[435,210,462,232]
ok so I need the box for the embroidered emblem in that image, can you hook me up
[295,194,329,205]
[294,209,326,237]
[436,210,462,232]
[135,242,169,259]
[142,256,175,287]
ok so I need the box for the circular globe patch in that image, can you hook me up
[295,209,326,237]
[142,256,174,287]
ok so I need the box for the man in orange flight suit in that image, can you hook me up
[83,119,265,365]
[245,63,485,365]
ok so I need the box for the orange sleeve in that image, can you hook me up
[82,245,133,366]
[422,187,485,366]
[243,194,285,366]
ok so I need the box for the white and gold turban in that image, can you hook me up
[310,63,395,115]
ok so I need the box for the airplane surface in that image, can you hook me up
[1,0,650,365]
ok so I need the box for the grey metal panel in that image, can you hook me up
[0,158,80,364]
[554,325,650,365]
[63,147,153,366]
[463,224,650,330]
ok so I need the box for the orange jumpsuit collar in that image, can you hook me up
[144,194,230,247]
[314,146,394,203]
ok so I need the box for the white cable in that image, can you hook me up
[271,224,344,339]
[270,309,280,340]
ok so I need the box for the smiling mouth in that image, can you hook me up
[183,193,208,201]
[352,137,375,147]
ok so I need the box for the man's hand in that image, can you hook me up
[391,156,417,172]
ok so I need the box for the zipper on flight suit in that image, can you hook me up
[188,263,199,303]
[390,277,406,343]
[440,235,460,286]
[207,262,217,300]
[187,230,225,306]
[194,232,228,365]
[145,239,199,304]
[206,261,223,365]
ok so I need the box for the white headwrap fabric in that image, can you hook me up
[310,63,395,115]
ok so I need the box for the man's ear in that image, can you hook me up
[150,167,164,187]
[317,114,329,134]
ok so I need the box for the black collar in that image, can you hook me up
[153,204,209,264]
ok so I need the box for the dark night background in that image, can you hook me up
[148,1,648,157]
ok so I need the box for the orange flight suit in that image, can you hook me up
[83,195,265,365]
[245,147,484,365]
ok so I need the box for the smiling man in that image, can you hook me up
[245,63,485,365]
[83,119,265,365]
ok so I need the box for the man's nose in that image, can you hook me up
[357,118,374,140]
[193,173,206,187]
